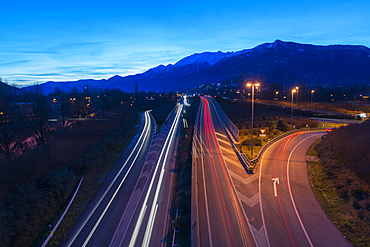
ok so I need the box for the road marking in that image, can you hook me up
[272,178,280,197]
[215,132,227,138]
[223,155,243,168]
[217,137,230,145]
[259,141,275,247]
[228,170,257,185]
[237,191,260,208]
[219,145,235,154]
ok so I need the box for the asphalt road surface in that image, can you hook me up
[192,96,256,247]
[256,131,352,247]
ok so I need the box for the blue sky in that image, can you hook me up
[1,0,369,87]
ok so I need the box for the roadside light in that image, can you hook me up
[291,89,297,127]
[246,82,260,157]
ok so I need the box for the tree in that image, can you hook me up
[277,118,289,131]
[22,91,50,145]
[0,107,26,161]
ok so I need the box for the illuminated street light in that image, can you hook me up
[246,82,260,157]
[291,89,297,128]
[311,90,315,104]
[275,91,279,100]
[295,86,299,106]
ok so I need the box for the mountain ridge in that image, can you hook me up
[22,40,370,94]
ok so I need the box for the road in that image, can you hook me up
[63,100,184,246]
[192,96,351,247]
[256,131,352,247]
[192,96,256,247]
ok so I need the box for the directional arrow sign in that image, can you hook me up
[272,177,280,197]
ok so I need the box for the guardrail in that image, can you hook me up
[41,176,84,247]
[207,97,327,174]
[249,128,327,164]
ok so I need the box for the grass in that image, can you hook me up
[307,141,370,247]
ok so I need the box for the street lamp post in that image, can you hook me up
[291,89,296,128]
[311,90,315,104]
[275,91,279,100]
[295,86,299,106]
[247,82,260,157]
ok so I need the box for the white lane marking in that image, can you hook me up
[259,142,274,247]
[215,132,227,138]
[237,191,260,208]
[287,134,322,247]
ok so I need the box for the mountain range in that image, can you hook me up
[23,40,370,94]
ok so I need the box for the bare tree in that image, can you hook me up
[0,107,25,160]
[22,85,51,145]
[23,96,51,145]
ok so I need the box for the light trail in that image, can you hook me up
[65,110,153,247]
[286,134,323,247]
[198,97,214,247]
[129,102,183,247]
[260,131,320,247]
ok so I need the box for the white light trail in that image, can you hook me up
[66,111,152,247]
[129,103,183,247]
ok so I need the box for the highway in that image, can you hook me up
[192,96,256,247]
[63,100,184,246]
[192,96,351,247]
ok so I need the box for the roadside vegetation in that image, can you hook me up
[0,80,179,247]
[308,121,370,247]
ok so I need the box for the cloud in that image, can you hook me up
[0,60,32,66]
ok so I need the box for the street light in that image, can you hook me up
[275,91,279,100]
[311,90,315,104]
[246,82,260,157]
[295,86,299,106]
[291,89,296,128]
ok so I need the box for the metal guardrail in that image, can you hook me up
[250,128,327,164]
[206,97,327,173]
[41,176,84,247]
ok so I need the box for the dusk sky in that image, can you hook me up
[1,0,369,87]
